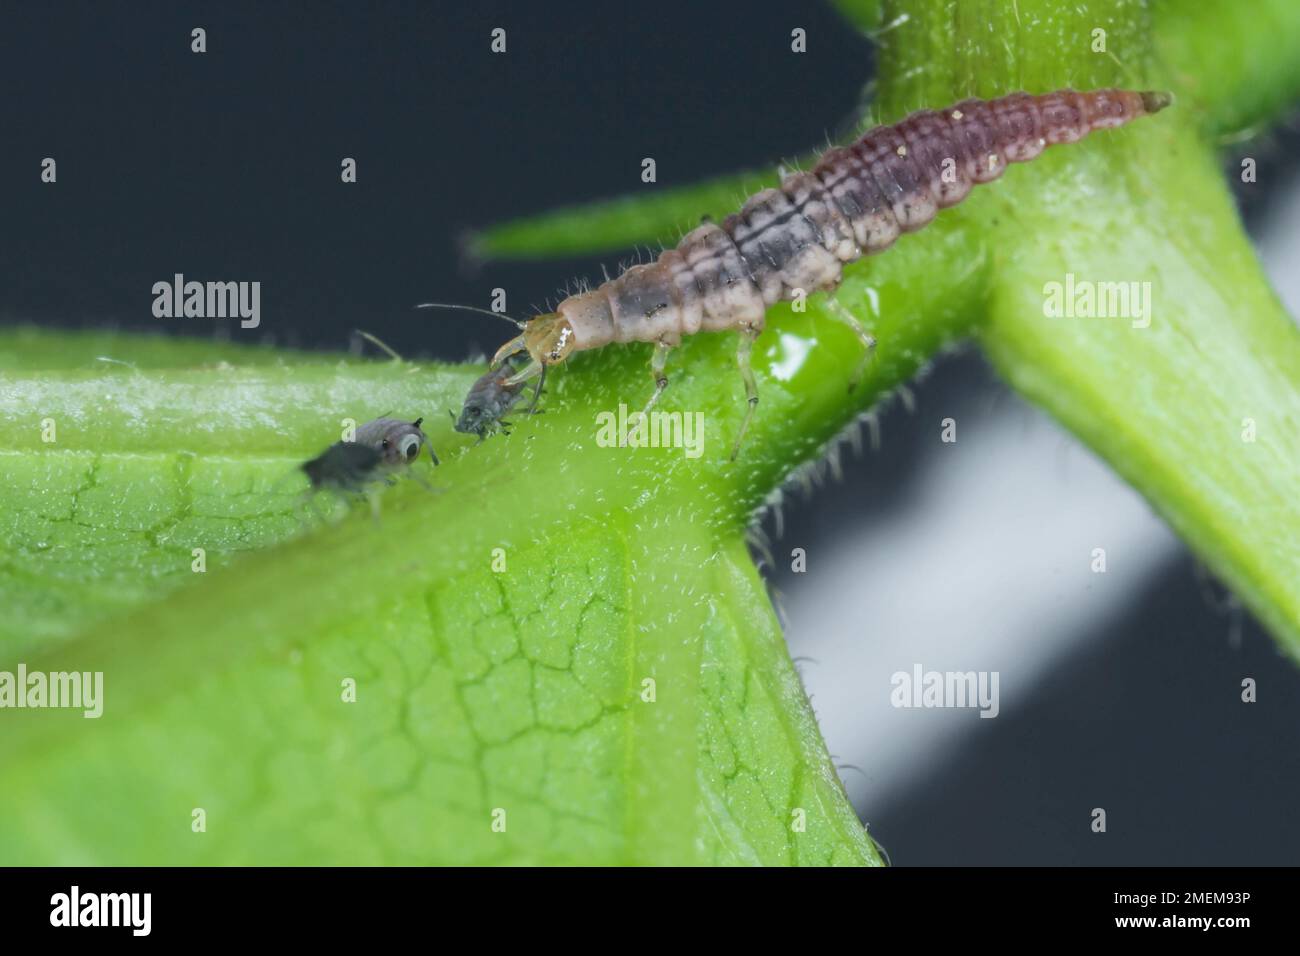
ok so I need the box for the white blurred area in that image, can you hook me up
[781,172,1300,820]
[1259,173,1300,307]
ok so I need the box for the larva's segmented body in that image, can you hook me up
[489,88,1171,456]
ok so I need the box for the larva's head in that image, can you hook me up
[524,312,577,365]
[491,312,577,367]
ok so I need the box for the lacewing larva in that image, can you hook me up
[479,88,1171,457]
[301,416,437,492]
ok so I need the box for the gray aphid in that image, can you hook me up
[453,358,532,441]
[302,416,437,493]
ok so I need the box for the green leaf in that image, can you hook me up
[465,168,784,262]
[1152,0,1300,139]
[1,496,872,864]
[4,315,930,863]
[0,329,481,657]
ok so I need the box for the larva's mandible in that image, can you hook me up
[489,89,1172,455]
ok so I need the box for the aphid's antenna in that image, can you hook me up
[415,301,527,330]
[411,417,441,466]
[353,329,403,362]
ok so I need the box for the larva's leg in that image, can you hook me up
[636,340,674,422]
[729,327,761,461]
[822,296,877,391]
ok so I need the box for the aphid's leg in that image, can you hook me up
[505,360,546,414]
[516,384,546,416]
[361,486,384,522]
[822,296,877,391]
[633,339,674,427]
[296,489,323,525]
[319,491,350,525]
[410,469,440,495]
[729,326,762,461]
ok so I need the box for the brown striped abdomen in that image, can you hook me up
[554,89,1170,351]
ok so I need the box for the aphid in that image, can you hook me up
[301,441,386,493]
[452,355,533,440]
[301,416,437,492]
[413,303,540,440]
[481,88,1172,457]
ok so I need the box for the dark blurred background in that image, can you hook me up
[3,0,1298,864]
